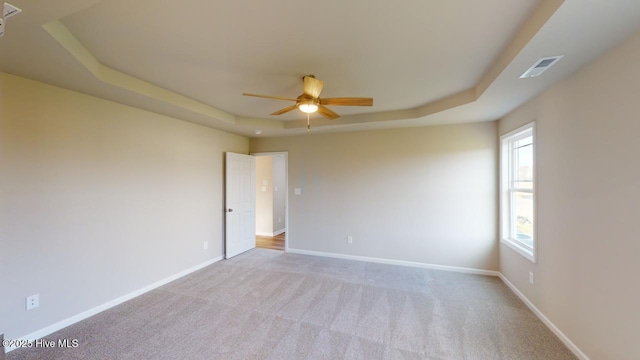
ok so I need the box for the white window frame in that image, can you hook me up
[500,122,537,263]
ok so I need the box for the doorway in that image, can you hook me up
[253,152,288,251]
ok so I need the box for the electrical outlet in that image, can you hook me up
[26,294,39,311]
[529,272,534,284]
[203,241,208,250]
[347,236,353,244]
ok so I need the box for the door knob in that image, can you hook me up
[228,208,233,212]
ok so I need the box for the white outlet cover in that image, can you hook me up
[26,294,39,310]
[203,241,208,250]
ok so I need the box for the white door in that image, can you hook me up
[225,152,256,258]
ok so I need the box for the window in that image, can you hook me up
[500,122,536,262]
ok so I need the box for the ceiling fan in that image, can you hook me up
[242,75,373,120]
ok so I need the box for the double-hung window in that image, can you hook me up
[500,122,536,262]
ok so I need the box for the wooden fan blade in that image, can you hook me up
[320,97,373,106]
[243,93,297,101]
[271,104,298,115]
[317,105,340,120]
[303,76,324,98]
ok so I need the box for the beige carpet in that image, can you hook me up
[8,249,577,359]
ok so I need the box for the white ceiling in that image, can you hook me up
[2,0,640,137]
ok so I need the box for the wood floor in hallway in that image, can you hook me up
[256,232,285,251]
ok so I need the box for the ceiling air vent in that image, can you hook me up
[1,2,22,38]
[3,2,21,18]
[520,55,564,79]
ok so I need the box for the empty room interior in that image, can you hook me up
[1,1,639,359]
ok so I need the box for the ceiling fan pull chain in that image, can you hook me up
[307,113,311,132]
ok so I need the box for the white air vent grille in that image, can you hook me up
[3,2,21,18]
[520,55,564,78]
[1,2,22,38]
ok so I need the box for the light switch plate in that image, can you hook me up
[294,188,301,195]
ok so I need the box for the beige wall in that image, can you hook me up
[251,122,498,271]
[498,30,640,360]
[255,156,274,235]
[0,73,249,340]
[272,155,286,233]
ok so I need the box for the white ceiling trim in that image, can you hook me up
[43,20,239,126]
[41,1,562,134]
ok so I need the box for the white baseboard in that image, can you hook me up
[498,274,590,360]
[256,228,285,237]
[284,249,587,359]
[4,252,588,360]
[286,248,500,276]
[5,256,223,354]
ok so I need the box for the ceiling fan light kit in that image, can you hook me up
[297,100,318,114]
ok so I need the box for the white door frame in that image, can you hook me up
[251,151,289,252]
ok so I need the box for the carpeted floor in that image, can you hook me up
[7,249,577,359]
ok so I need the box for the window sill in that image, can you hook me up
[501,238,536,263]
